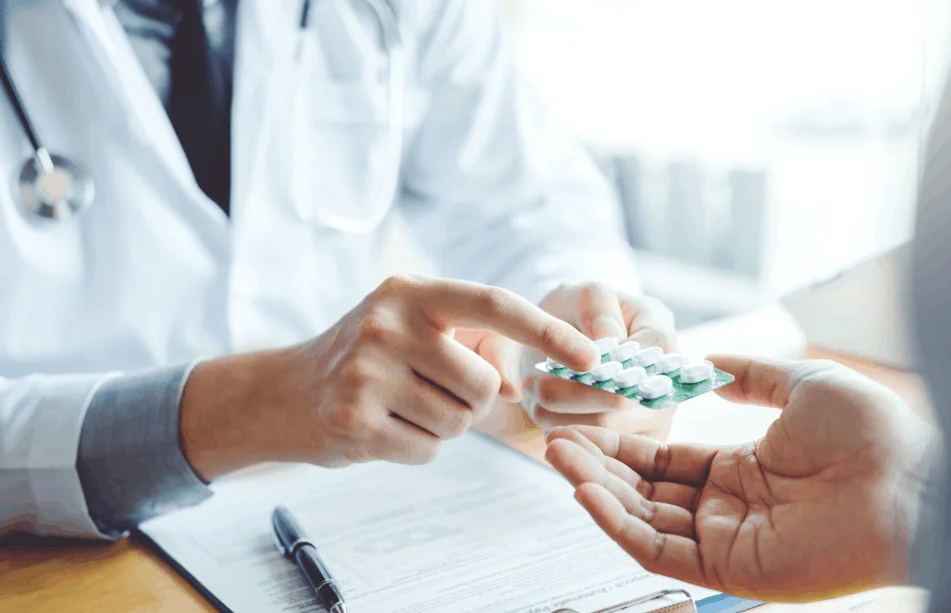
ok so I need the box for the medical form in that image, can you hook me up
[138,434,722,613]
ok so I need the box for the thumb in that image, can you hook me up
[590,315,627,341]
[576,285,627,340]
[710,355,803,409]
[470,333,523,403]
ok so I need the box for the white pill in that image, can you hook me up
[611,341,641,362]
[638,375,673,400]
[546,357,565,369]
[679,361,715,384]
[656,353,685,374]
[614,366,647,388]
[631,346,663,368]
[594,336,620,355]
[591,361,624,382]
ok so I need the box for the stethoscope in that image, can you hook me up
[0,0,402,230]
[0,49,94,222]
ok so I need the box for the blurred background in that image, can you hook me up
[385,0,951,358]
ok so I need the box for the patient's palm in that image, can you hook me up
[694,408,906,600]
[546,357,927,602]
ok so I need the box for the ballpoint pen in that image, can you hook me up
[272,506,349,613]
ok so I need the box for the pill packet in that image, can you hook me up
[535,337,735,410]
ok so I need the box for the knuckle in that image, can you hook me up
[476,287,513,316]
[414,439,441,464]
[472,367,502,404]
[443,409,474,439]
[371,275,425,304]
[791,360,847,392]
[580,281,611,300]
[649,532,668,564]
[634,475,653,499]
[338,357,373,388]
[377,274,413,296]
[651,443,671,478]
[355,312,392,346]
[538,319,566,351]
[577,308,599,329]
[349,405,377,434]
[640,499,657,523]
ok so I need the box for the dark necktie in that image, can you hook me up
[115,0,237,215]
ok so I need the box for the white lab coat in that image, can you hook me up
[0,0,638,537]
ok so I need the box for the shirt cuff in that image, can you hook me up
[76,361,212,536]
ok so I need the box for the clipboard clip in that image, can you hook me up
[554,588,698,613]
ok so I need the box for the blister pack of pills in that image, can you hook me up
[535,337,734,410]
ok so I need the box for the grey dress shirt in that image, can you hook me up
[77,363,210,534]
[76,0,237,535]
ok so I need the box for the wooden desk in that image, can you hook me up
[0,351,930,612]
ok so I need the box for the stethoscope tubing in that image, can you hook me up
[0,47,45,155]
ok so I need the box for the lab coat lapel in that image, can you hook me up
[60,0,227,225]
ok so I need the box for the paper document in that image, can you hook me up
[140,434,716,613]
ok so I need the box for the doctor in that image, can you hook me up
[0,0,675,538]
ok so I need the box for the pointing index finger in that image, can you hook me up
[415,279,599,372]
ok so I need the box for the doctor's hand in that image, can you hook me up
[180,275,600,479]
[545,356,934,603]
[524,283,677,437]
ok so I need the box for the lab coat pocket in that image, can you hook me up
[293,78,404,233]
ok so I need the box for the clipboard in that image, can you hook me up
[138,434,764,613]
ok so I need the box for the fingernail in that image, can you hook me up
[592,316,627,340]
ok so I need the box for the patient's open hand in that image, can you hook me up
[546,356,934,602]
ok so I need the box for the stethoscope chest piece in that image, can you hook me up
[1,47,95,222]
[18,152,94,221]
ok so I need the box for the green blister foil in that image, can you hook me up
[535,360,735,410]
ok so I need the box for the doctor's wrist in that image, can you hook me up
[179,350,289,481]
